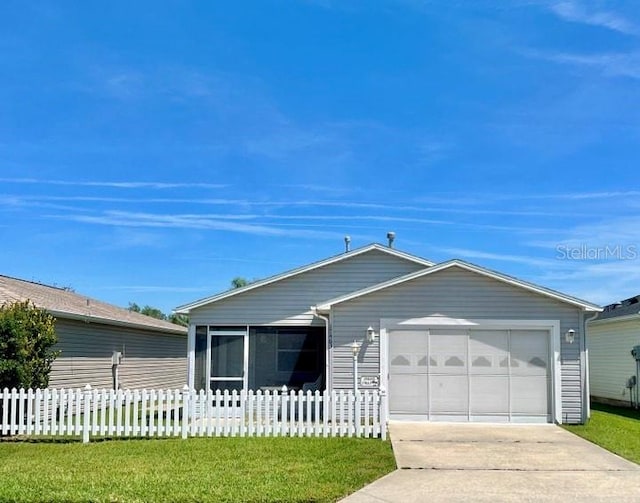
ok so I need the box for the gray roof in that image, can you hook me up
[596,295,640,321]
[0,274,187,335]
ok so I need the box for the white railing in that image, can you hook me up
[0,386,387,443]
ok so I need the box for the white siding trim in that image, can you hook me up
[187,324,196,389]
[589,313,640,325]
[380,317,562,424]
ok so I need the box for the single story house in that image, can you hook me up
[176,242,601,424]
[587,295,640,408]
[0,274,187,390]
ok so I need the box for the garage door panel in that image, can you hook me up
[389,330,428,374]
[430,332,467,375]
[388,326,551,422]
[430,375,468,415]
[389,374,428,414]
[470,376,509,414]
[511,330,549,376]
[511,375,549,415]
[469,330,509,375]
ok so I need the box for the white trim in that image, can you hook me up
[588,313,640,325]
[380,317,562,424]
[315,260,601,313]
[175,244,434,313]
[244,325,250,391]
[187,324,196,389]
[206,327,249,392]
[52,311,188,335]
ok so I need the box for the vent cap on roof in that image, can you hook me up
[387,231,396,248]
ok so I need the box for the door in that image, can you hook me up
[207,328,248,392]
[388,327,551,422]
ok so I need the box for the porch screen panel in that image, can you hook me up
[194,326,208,391]
[211,336,244,378]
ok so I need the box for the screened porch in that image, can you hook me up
[192,325,325,393]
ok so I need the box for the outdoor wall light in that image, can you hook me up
[366,326,377,343]
[565,329,576,344]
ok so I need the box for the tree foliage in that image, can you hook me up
[0,300,60,389]
[231,277,249,289]
[127,302,189,327]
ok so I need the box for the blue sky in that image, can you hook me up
[1,0,639,313]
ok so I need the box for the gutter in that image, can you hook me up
[50,310,188,336]
[311,306,331,394]
[588,312,640,325]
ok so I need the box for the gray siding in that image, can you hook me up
[588,318,640,404]
[330,267,585,423]
[49,318,187,390]
[189,249,425,326]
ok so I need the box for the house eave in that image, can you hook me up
[587,312,640,325]
[51,310,188,335]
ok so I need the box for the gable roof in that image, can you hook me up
[590,295,640,323]
[0,275,187,335]
[314,259,602,312]
[175,243,434,313]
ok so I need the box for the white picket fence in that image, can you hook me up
[0,386,387,443]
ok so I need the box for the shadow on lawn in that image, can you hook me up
[0,435,175,444]
[591,401,640,420]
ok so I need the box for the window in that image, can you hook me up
[276,331,320,373]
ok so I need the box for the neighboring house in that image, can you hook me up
[176,242,601,424]
[0,275,187,390]
[587,295,640,408]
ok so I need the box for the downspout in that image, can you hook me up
[311,307,330,394]
[583,310,600,422]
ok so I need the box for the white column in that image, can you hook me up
[187,324,196,389]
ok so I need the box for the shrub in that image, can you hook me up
[0,300,59,389]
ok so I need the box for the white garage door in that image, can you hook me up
[388,328,551,422]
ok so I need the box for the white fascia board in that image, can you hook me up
[52,311,188,335]
[175,243,434,313]
[588,313,640,325]
[315,260,602,312]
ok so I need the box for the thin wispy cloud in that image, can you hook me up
[0,178,227,189]
[436,247,557,268]
[543,50,640,80]
[49,210,346,240]
[549,1,639,36]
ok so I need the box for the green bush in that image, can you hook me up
[0,300,59,389]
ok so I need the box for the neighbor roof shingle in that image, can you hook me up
[0,275,186,335]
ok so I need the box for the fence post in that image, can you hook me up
[181,385,190,440]
[379,386,387,440]
[82,384,92,444]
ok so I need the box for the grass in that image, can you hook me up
[563,402,640,464]
[0,436,396,503]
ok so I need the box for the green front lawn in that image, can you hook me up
[0,437,396,502]
[563,402,640,464]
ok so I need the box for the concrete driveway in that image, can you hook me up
[340,422,640,502]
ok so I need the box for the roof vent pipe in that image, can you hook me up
[387,231,396,248]
[344,235,351,253]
